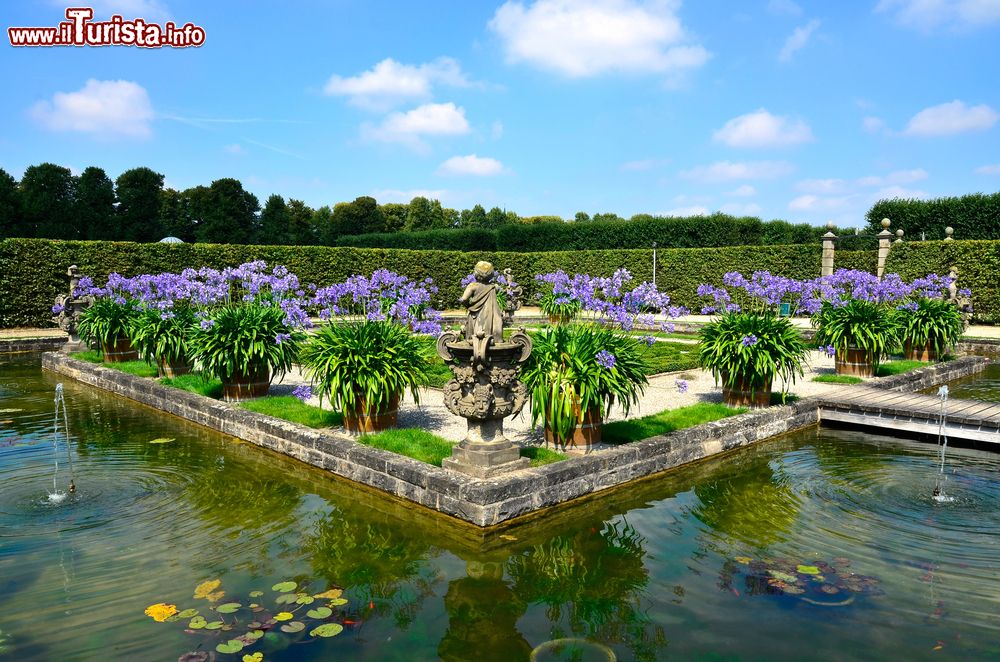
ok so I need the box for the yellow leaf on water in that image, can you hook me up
[273,612,293,622]
[206,591,225,602]
[734,557,752,565]
[144,603,178,622]
[313,588,343,599]
[194,579,221,599]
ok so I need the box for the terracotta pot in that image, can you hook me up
[903,341,938,362]
[835,345,875,377]
[222,363,270,401]
[344,393,400,434]
[547,313,573,325]
[544,405,602,450]
[103,336,139,363]
[722,373,771,408]
[156,356,192,378]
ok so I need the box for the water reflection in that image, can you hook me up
[439,561,531,661]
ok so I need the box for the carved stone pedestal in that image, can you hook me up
[443,419,529,478]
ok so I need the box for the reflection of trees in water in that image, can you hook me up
[306,509,441,630]
[506,517,667,661]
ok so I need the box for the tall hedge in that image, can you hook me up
[4,238,993,327]
[335,227,497,251]
[866,192,1000,241]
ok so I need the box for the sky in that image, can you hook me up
[2,0,1000,229]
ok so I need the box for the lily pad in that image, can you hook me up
[216,639,245,654]
[149,437,175,444]
[188,616,207,629]
[275,593,297,605]
[313,588,343,600]
[194,579,221,599]
[246,630,264,640]
[243,654,264,662]
[204,621,224,630]
[295,595,314,605]
[249,590,264,598]
[274,612,293,622]
[797,565,821,575]
[767,570,799,584]
[327,598,349,607]
[310,623,344,638]
[279,621,305,634]
[306,607,332,619]
[271,581,297,593]
[216,602,242,614]
[177,608,199,618]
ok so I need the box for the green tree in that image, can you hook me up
[312,205,334,244]
[286,199,315,245]
[116,167,164,242]
[592,212,623,223]
[20,162,77,239]
[158,188,195,242]
[331,196,385,237]
[75,166,116,240]
[259,194,290,245]
[405,196,446,231]
[461,204,487,228]
[182,185,210,240]
[484,206,508,229]
[442,207,460,228]
[195,178,260,244]
[381,203,408,233]
[574,211,591,223]
[0,168,23,239]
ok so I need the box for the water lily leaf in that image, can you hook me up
[271,581,297,593]
[246,630,264,640]
[206,591,226,603]
[215,639,245,654]
[204,621,224,630]
[243,654,264,662]
[275,593,297,605]
[188,616,207,629]
[797,565,821,575]
[216,602,242,614]
[280,621,305,633]
[310,623,344,638]
[767,570,798,584]
[327,598,349,606]
[144,602,178,622]
[306,607,332,619]
[177,608,199,618]
[249,590,264,598]
[247,621,264,630]
[274,612,293,622]
[149,437,175,444]
[194,579,221,599]
[313,588,343,600]
[295,595,314,605]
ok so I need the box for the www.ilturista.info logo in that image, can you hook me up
[8,7,205,48]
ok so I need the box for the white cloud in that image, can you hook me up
[778,19,820,62]
[863,116,887,134]
[30,79,153,138]
[795,178,848,193]
[976,164,1000,174]
[323,57,469,110]
[857,169,928,186]
[726,184,756,196]
[721,202,762,215]
[788,194,854,211]
[437,154,507,176]
[680,160,795,182]
[661,205,710,217]
[875,185,929,199]
[903,100,998,136]
[362,102,470,149]
[489,0,710,78]
[713,109,813,148]
[372,188,448,203]
[875,0,1000,30]
[767,0,803,16]
[223,143,246,155]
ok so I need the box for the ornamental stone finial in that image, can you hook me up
[881,218,891,230]
[944,226,954,241]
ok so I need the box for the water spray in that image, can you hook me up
[932,385,953,503]
[48,383,75,502]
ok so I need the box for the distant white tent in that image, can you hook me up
[159,236,184,244]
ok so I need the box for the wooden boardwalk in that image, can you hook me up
[818,386,1000,444]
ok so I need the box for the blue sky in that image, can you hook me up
[2,0,999,228]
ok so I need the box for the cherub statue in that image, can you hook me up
[460,261,504,364]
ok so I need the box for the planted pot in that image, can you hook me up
[344,393,400,434]
[103,336,139,363]
[903,341,938,362]
[222,363,270,401]
[835,345,875,377]
[722,373,771,408]
[547,313,573,325]
[543,404,602,450]
[156,356,192,378]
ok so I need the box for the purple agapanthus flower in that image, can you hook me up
[274,332,292,345]
[675,378,689,394]
[639,335,656,347]
[741,334,759,347]
[596,350,617,369]
[51,303,65,314]
[824,345,836,357]
[292,384,312,402]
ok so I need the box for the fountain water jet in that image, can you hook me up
[47,383,75,504]
[932,385,954,503]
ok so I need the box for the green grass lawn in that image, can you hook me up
[603,402,746,445]
[71,350,159,378]
[241,395,343,428]
[877,359,930,377]
[358,428,566,467]
[158,373,223,398]
[813,374,864,384]
[642,341,701,375]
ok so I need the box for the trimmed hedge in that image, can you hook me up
[4,238,994,327]
[866,192,1000,241]
[335,227,497,252]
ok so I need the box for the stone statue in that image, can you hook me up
[460,261,504,364]
[53,265,93,352]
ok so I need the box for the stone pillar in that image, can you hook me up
[894,228,904,244]
[876,218,892,279]
[821,221,836,277]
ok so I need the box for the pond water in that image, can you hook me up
[2,354,999,661]
[939,363,1000,403]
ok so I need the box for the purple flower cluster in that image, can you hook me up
[535,269,686,332]
[595,349,617,369]
[312,269,442,335]
[639,335,656,347]
[51,303,65,314]
[675,378,689,394]
[292,384,313,402]
[823,344,836,357]
[741,334,759,347]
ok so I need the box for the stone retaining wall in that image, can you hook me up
[40,352,988,527]
[0,336,67,354]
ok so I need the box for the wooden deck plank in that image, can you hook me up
[946,399,998,418]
